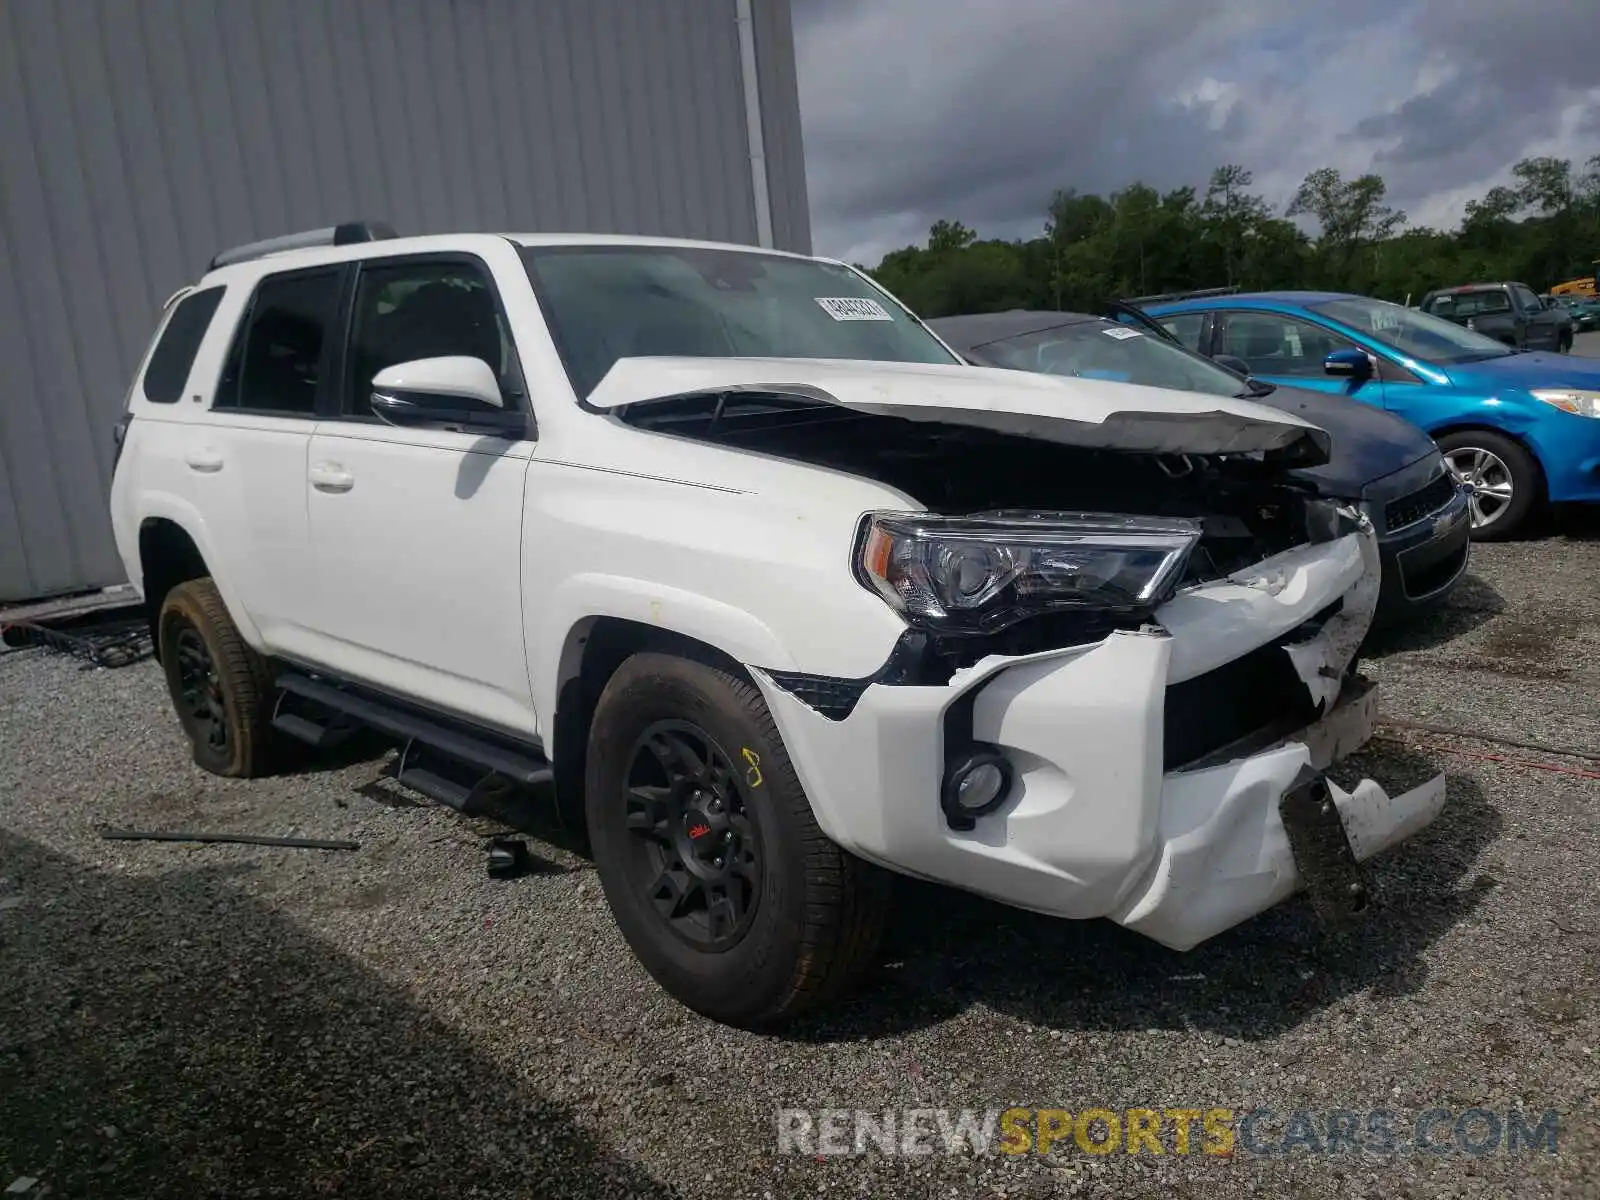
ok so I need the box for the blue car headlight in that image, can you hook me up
[1532,388,1600,417]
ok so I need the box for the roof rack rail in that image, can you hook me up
[208,221,398,271]
[1119,285,1241,306]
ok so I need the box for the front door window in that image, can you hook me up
[1217,312,1359,377]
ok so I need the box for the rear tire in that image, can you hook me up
[158,578,287,777]
[1436,429,1540,542]
[585,651,890,1028]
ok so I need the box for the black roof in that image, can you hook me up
[926,310,1102,352]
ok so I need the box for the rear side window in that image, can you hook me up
[142,286,226,403]
[216,269,343,415]
[1427,290,1510,318]
[1160,312,1206,351]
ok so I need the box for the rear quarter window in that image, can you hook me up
[142,286,227,403]
[1159,312,1206,351]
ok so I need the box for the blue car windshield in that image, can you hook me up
[1309,296,1515,364]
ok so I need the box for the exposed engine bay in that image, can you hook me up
[621,391,1359,588]
[622,392,1371,703]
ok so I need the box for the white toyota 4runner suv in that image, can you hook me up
[110,224,1447,1028]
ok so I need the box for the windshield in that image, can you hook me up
[1309,296,1514,364]
[973,320,1248,397]
[519,245,959,396]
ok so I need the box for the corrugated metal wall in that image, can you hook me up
[0,0,810,602]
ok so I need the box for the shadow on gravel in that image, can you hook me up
[271,727,397,778]
[1362,571,1506,658]
[1551,504,1600,541]
[789,747,1500,1045]
[0,830,672,1199]
[306,738,593,861]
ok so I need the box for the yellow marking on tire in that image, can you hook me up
[741,747,763,788]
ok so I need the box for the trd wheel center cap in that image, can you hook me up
[679,794,732,868]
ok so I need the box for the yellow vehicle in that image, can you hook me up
[1551,263,1598,298]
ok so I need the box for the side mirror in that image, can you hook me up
[1212,353,1252,377]
[1324,348,1373,380]
[370,357,525,437]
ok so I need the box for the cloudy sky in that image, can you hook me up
[792,0,1600,265]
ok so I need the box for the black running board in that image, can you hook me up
[273,670,553,810]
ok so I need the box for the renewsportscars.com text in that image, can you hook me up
[776,1106,1560,1158]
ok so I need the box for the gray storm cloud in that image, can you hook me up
[792,0,1600,262]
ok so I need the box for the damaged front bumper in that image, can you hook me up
[752,526,1447,951]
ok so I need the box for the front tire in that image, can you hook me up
[585,651,890,1028]
[158,578,285,777]
[1559,330,1574,353]
[1437,429,1540,541]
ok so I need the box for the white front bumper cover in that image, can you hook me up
[753,528,1447,951]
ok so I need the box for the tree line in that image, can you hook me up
[865,156,1600,318]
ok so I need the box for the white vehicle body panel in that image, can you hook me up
[111,278,320,656]
[304,422,538,738]
[585,355,1333,461]
[108,230,1447,956]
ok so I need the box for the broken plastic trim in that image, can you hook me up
[1278,766,1373,923]
[761,631,943,720]
[762,614,1131,720]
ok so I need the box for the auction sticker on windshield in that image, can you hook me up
[816,297,893,321]
[1102,326,1143,340]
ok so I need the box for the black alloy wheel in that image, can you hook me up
[172,623,229,756]
[622,719,763,949]
[157,576,292,777]
[584,650,891,1027]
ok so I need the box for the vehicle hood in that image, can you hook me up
[587,356,1332,465]
[1447,351,1600,390]
[1244,383,1437,496]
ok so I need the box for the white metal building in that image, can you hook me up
[0,0,810,601]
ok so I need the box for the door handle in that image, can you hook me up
[309,462,354,493]
[184,448,224,473]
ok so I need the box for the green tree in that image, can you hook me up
[865,156,1600,318]
[1287,167,1407,290]
[1200,165,1273,287]
[926,219,978,255]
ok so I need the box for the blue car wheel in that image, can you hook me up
[1436,429,1539,540]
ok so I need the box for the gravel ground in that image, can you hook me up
[4,546,1599,1197]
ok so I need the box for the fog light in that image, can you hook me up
[941,749,1013,830]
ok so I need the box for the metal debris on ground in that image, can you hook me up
[0,614,153,669]
[101,829,360,851]
[487,837,536,879]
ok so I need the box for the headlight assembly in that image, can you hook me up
[856,510,1203,633]
[1531,388,1600,417]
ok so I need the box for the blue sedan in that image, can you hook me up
[1141,290,1600,539]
